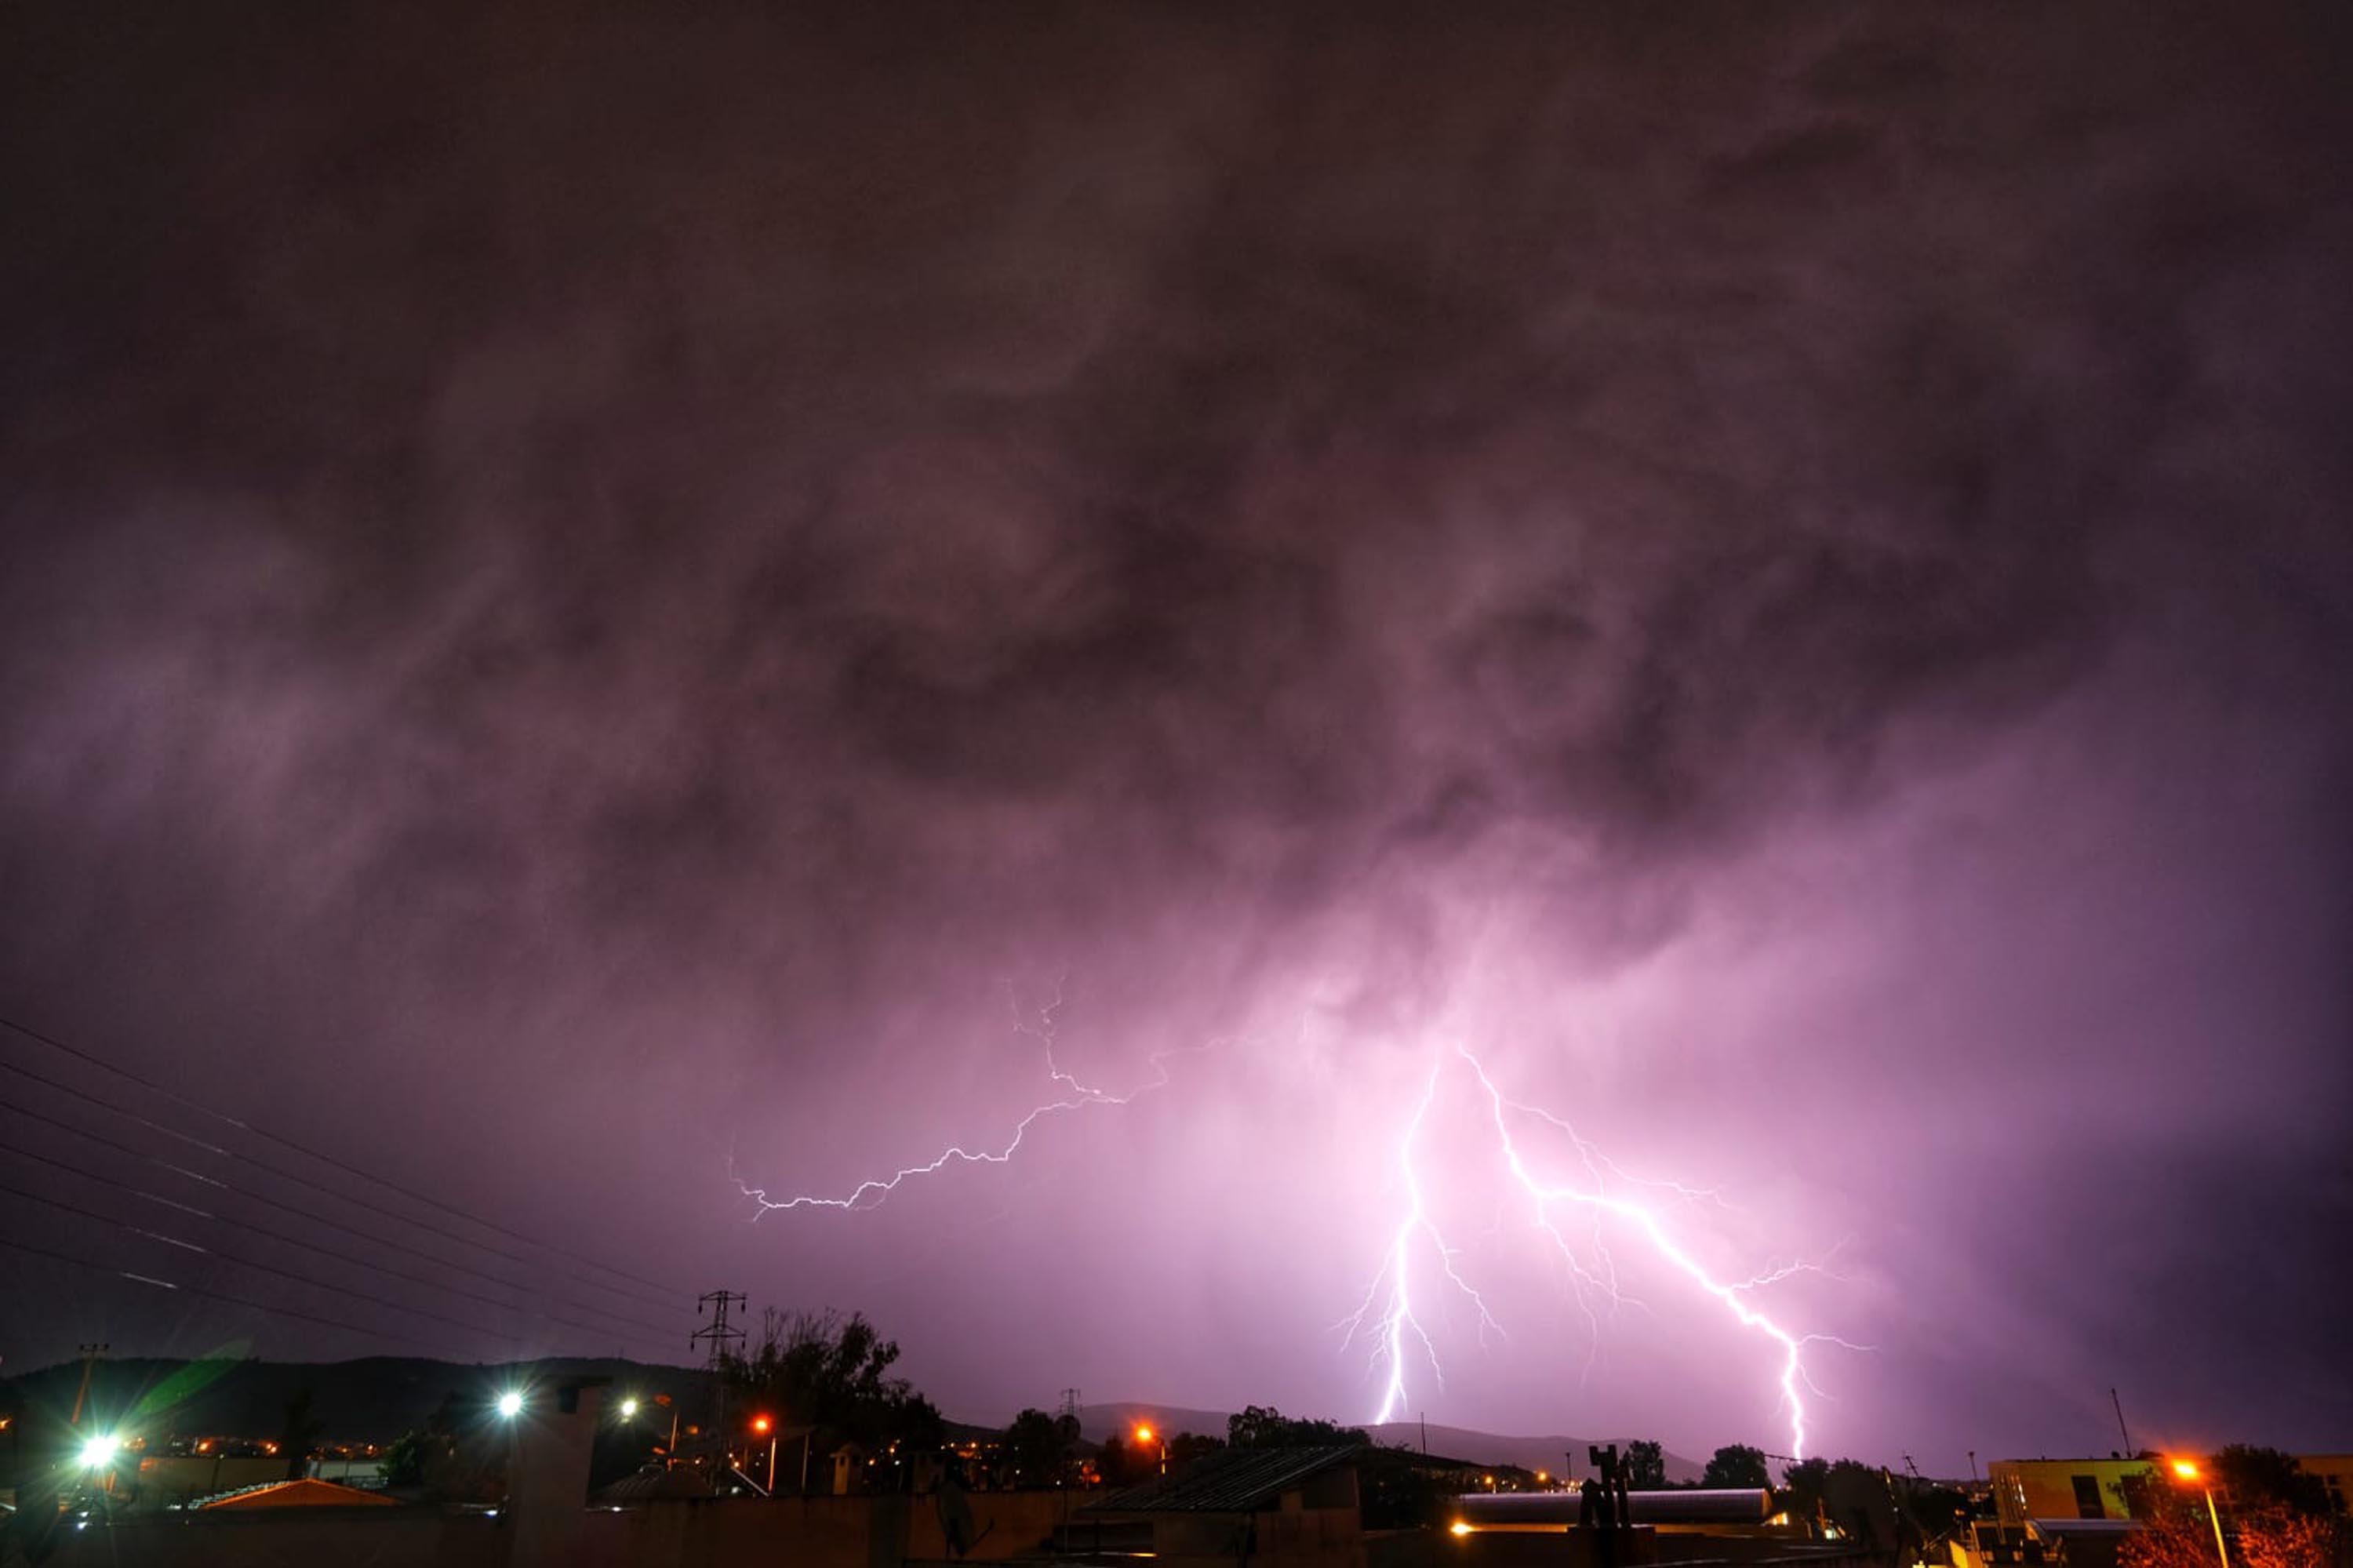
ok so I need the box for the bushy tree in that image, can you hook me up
[278,1386,325,1482]
[380,1429,432,1487]
[1704,1444,1771,1488]
[722,1309,939,1453]
[2212,1447,2332,1517]
[2122,1470,2338,1568]
[1625,1439,1666,1489]
[1227,1406,1368,1449]
[1167,1432,1226,1475]
[1001,1408,1074,1488]
[1779,1457,1830,1523]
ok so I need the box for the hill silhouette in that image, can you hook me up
[1073,1402,1702,1482]
[2,1357,1700,1478]
[0,1355,713,1443]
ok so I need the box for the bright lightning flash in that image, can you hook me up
[739,990,1846,1456]
[736,986,1190,1215]
[1344,1044,1844,1457]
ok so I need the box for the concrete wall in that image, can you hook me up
[568,1489,1078,1568]
[1988,1461,2151,1525]
[35,1509,506,1568]
[1150,1505,1366,1568]
[132,1453,285,1507]
[27,1489,1079,1568]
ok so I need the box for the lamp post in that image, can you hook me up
[1133,1425,1166,1478]
[753,1416,778,1494]
[2170,1460,2230,1568]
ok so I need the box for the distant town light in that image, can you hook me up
[752,1415,773,1435]
[1449,1522,1473,1537]
[78,1435,120,1468]
[496,1392,525,1418]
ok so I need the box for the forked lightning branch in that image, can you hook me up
[736,999,1844,1456]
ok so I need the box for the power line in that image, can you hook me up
[0,1012,677,1298]
[0,1235,453,1352]
[0,1139,667,1350]
[0,1176,530,1349]
[0,1097,678,1343]
[0,1050,678,1316]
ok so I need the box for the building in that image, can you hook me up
[1988,1455,2353,1526]
[1082,1443,1369,1568]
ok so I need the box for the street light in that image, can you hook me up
[753,1416,779,1493]
[496,1392,525,1419]
[2169,1459,2230,1568]
[619,1397,641,1421]
[78,1435,120,1468]
[1133,1424,1166,1477]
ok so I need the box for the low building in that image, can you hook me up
[1988,1455,2353,1526]
[1083,1443,1369,1568]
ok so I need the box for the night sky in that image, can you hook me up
[4,5,2350,1473]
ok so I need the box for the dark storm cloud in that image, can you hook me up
[3,4,2348,1461]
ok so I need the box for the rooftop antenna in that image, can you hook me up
[2110,1388,2133,1455]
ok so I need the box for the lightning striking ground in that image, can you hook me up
[1347,1043,1842,1457]
[740,994,1842,1455]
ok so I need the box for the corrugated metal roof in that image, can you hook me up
[1456,1487,1774,1526]
[591,1464,718,1504]
[1084,1444,1364,1514]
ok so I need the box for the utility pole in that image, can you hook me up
[693,1292,747,1473]
[69,1343,108,1427]
[2110,1388,2133,1456]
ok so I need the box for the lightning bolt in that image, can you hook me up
[736,983,1193,1216]
[1353,1043,1847,1458]
[736,985,1848,1455]
[1337,1059,1505,1424]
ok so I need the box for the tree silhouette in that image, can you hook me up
[1227,1406,1367,1449]
[1002,1408,1072,1488]
[1704,1445,1771,1489]
[2122,1475,2337,1568]
[277,1384,325,1482]
[722,1308,941,1455]
[1625,1439,1666,1489]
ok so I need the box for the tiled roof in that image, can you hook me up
[198,1478,398,1509]
[1085,1444,1363,1514]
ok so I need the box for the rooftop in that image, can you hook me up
[1086,1444,1365,1515]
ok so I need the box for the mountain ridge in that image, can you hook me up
[1,1357,1700,1478]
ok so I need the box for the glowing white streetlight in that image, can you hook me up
[619,1397,641,1420]
[496,1392,525,1419]
[78,1434,121,1468]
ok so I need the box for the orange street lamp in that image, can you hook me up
[1133,1424,1166,1476]
[753,1416,779,1493]
[2169,1460,2230,1568]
